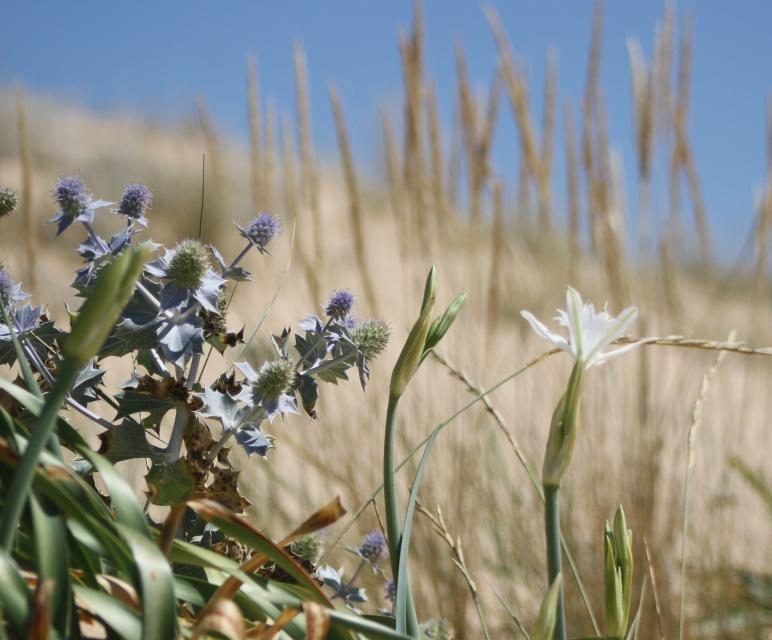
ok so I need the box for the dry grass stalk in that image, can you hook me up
[417,503,491,640]
[653,4,675,139]
[564,101,580,283]
[281,114,320,303]
[399,0,430,250]
[196,99,226,232]
[672,17,711,267]
[381,110,408,247]
[516,161,530,229]
[678,333,733,640]
[328,84,379,315]
[15,86,36,294]
[455,41,499,228]
[264,100,278,214]
[426,84,448,237]
[539,49,557,231]
[595,98,629,306]
[246,57,263,211]
[293,42,323,267]
[446,106,462,212]
[486,180,505,337]
[486,7,551,234]
[627,37,655,254]
[658,234,681,321]
[582,0,604,251]
[754,99,772,298]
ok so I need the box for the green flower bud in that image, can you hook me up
[420,618,454,640]
[64,243,150,367]
[390,267,436,398]
[604,506,634,638]
[352,319,390,360]
[542,362,584,487]
[0,188,18,219]
[290,534,321,564]
[168,239,209,289]
[254,360,295,400]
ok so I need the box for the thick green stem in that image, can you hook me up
[545,485,567,640]
[0,360,78,549]
[383,393,420,636]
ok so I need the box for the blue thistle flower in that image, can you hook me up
[0,188,18,219]
[238,213,281,253]
[358,530,387,563]
[116,183,151,224]
[53,176,89,218]
[325,289,354,319]
[384,579,396,603]
[50,176,112,234]
[0,267,28,306]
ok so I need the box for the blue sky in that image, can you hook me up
[2,1,771,259]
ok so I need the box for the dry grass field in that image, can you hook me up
[1,3,770,638]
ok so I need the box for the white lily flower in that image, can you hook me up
[521,287,641,368]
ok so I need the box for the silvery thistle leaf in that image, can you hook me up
[315,566,368,605]
[70,361,106,406]
[157,316,205,365]
[0,305,60,366]
[209,244,251,281]
[521,287,641,369]
[235,425,274,457]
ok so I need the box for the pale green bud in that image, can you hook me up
[64,243,150,367]
[604,506,634,638]
[542,362,584,487]
[390,267,436,398]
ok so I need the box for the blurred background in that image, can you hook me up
[1,1,771,638]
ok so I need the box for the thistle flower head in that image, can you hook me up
[117,183,151,220]
[53,176,89,218]
[325,289,354,319]
[0,269,14,304]
[358,530,387,562]
[0,267,27,306]
[290,534,321,564]
[0,188,18,219]
[384,579,396,603]
[352,319,390,360]
[241,212,281,251]
[521,287,640,369]
[167,239,209,289]
[253,359,295,400]
[420,619,455,640]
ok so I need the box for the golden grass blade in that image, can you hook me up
[563,100,580,282]
[294,41,323,266]
[328,83,380,314]
[15,86,37,295]
[246,56,263,211]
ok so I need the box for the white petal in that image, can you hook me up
[566,287,585,357]
[588,340,644,367]
[585,306,638,364]
[520,310,569,350]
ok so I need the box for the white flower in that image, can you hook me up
[521,287,641,368]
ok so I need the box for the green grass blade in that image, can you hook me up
[0,547,30,633]
[72,585,143,640]
[395,426,441,635]
[29,493,74,634]
[117,524,177,639]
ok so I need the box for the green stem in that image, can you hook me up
[383,393,420,637]
[544,485,566,640]
[0,360,78,549]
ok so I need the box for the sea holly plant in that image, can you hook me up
[520,287,642,640]
[0,176,392,539]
